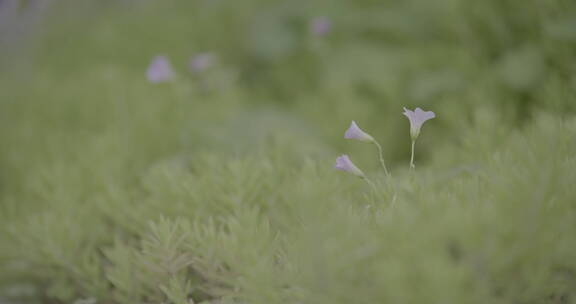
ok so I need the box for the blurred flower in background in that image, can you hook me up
[146,55,175,83]
[309,16,331,36]
[188,52,216,75]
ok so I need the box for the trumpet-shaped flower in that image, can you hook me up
[344,120,389,175]
[147,55,175,83]
[403,107,436,140]
[344,121,374,142]
[335,155,365,177]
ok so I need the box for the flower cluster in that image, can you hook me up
[145,17,331,84]
[145,53,216,84]
[335,108,436,180]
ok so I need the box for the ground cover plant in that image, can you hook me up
[1,0,575,303]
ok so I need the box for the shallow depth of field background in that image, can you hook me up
[1,0,576,303]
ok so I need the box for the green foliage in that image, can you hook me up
[1,0,576,303]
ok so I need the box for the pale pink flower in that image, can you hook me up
[310,17,332,36]
[344,121,374,142]
[188,53,216,74]
[403,107,436,140]
[146,55,175,83]
[335,155,365,177]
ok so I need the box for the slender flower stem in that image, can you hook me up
[372,140,390,176]
[410,140,416,170]
[361,176,377,202]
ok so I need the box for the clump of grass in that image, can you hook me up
[2,113,575,304]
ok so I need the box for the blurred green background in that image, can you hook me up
[0,0,575,303]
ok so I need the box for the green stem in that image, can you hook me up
[410,140,416,170]
[362,176,377,202]
[373,141,390,176]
